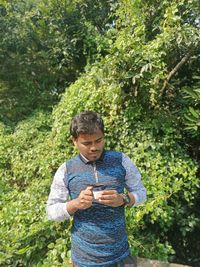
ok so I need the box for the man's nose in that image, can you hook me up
[90,143,98,151]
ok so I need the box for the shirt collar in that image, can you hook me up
[79,153,90,164]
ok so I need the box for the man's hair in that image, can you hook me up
[70,111,104,139]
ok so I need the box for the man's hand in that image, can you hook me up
[67,186,93,215]
[76,186,93,210]
[97,190,124,207]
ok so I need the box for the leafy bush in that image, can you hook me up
[0,111,53,190]
[51,72,199,262]
[0,177,71,266]
[181,76,200,137]
[0,0,199,266]
[0,0,113,124]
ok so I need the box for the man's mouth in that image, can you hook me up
[90,151,100,156]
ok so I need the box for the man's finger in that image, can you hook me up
[84,186,93,194]
[100,190,117,195]
[86,186,93,191]
[99,195,115,200]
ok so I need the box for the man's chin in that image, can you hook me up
[88,153,101,161]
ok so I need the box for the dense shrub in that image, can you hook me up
[0,111,53,189]
[0,0,199,266]
[50,69,199,263]
[0,177,71,266]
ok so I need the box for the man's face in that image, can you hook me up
[73,129,104,161]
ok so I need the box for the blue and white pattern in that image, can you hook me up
[46,150,146,266]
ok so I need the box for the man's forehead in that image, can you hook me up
[77,131,104,141]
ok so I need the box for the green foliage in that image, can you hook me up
[0,0,199,266]
[0,112,72,266]
[181,76,200,136]
[113,0,200,107]
[0,177,71,266]
[0,111,53,189]
[123,128,199,262]
[0,0,113,124]
[50,56,199,262]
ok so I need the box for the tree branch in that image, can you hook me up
[160,47,194,96]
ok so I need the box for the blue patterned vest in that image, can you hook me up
[64,150,130,267]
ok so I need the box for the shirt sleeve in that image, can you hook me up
[122,153,147,206]
[46,162,71,221]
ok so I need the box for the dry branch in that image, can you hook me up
[160,47,194,95]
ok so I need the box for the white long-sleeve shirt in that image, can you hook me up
[46,153,147,221]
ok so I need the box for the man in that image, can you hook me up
[46,111,147,267]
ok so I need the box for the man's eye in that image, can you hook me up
[84,143,90,146]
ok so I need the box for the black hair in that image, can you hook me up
[70,111,104,139]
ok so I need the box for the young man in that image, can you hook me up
[46,111,147,267]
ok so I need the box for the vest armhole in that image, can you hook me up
[63,161,69,188]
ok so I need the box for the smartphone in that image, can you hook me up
[92,183,106,199]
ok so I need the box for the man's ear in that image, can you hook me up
[72,137,77,147]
